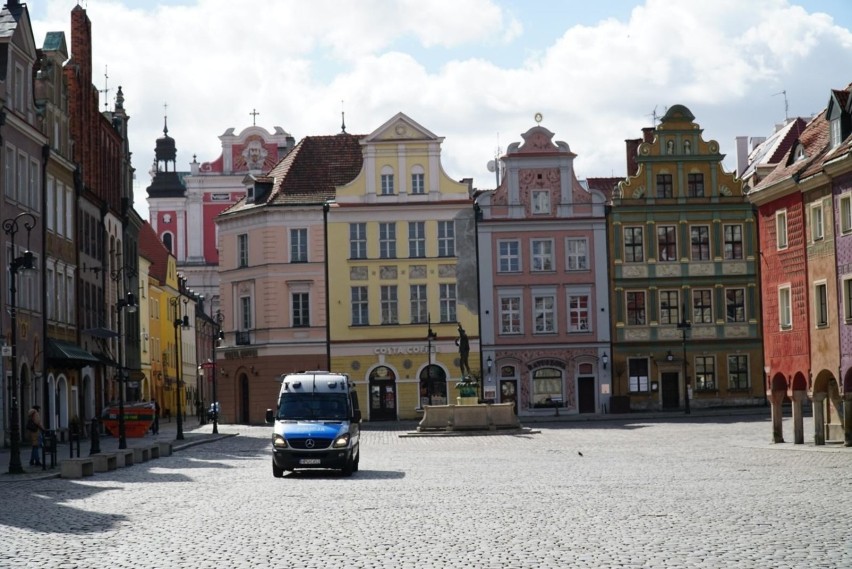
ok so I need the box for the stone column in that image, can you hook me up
[792,390,807,444]
[769,390,785,444]
[844,394,852,447]
[812,393,826,446]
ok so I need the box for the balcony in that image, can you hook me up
[235,330,252,346]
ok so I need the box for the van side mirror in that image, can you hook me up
[352,409,362,423]
[265,409,274,423]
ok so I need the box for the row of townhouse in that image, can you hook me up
[0,4,207,459]
[743,82,852,446]
[169,107,763,425]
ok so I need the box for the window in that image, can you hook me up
[411,167,425,194]
[659,291,679,325]
[724,224,743,260]
[841,195,852,234]
[531,239,553,272]
[568,294,590,332]
[566,238,588,270]
[5,146,14,198]
[56,180,65,237]
[238,234,248,267]
[439,283,456,323]
[17,152,27,204]
[498,240,520,273]
[690,226,710,261]
[624,227,644,262]
[380,285,398,325]
[815,282,828,327]
[831,118,842,148]
[408,222,426,258]
[380,166,394,195]
[240,296,252,330]
[695,356,716,390]
[626,291,646,325]
[46,176,55,232]
[845,278,852,322]
[532,368,563,408]
[350,223,367,259]
[779,285,792,329]
[657,226,677,261]
[351,286,368,326]
[811,203,824,242]
[728,355,749,390]
[438,221,455,257]
[693,289,713,324]
[290,228,308,262]
[379,223,396,259]
[656,174,673,198]
[628,358,650,392]
[533,295,556,333]
[532,190,551,214]
[687,173,704,197]
[499,295,521,334]
[410,284,427,324]
[292,292,309,327]
[726,289,746,323]
[776,210,788,249]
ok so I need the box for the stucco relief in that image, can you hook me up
[438,264,456,278]
[658,327,681,340]
[624,328,650,341]
[688,263,714,277]
[691,325,717,339]
[380,266,398,279]
[722,262,746,275]
[622,265,648,279]
[409,265,426,279]
[350,266,368,280]
[725,325,750,338]
[655,264,681,278]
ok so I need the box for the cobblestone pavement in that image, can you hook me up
[1,414,851,569]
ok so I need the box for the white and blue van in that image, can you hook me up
[265,371,361,477]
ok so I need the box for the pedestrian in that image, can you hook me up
[26,405,44,466]
[152,398,160,435]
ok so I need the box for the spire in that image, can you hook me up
[341,100,347,134]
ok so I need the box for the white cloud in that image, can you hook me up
[30,0,852,218]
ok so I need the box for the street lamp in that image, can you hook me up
[421,315,438,407]
[170,296,190,440]
[677,304,691,415]
[3,212,36,474]
[212,310,224,434]
[111,264,137,450]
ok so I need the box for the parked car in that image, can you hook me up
[207,402,219,422]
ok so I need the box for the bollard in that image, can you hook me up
[89,417,101,455]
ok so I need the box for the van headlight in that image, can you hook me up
[272,434,288,449]
[332,433,350,448]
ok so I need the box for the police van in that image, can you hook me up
[265,371,361,477]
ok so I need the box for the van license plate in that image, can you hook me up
[300,458,321,465]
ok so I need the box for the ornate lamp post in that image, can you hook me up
[111,265,138,450]
[170,296,190,440]
[4,212,36,474]
[677,304,692,415]
[212,310,224,434]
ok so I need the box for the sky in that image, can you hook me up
[29,0,852,220]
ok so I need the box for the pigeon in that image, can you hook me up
[578,451,583,457]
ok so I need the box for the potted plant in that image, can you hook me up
[455,373,479,405]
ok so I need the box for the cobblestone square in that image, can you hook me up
[1,415,850,568]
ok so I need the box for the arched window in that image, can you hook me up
[380,166,394,195]
[532,367,563,408]
[419,364,447,407]
[162,233,173,253]
[410,165,425,195]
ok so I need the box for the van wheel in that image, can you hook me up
[341,457,354,477]
[273,463,284,478]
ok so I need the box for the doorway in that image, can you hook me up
[578,376,595,413]
[239,375,250,423]
[661,372,679,409]
[500,380,517,414]
[369,365,397,421]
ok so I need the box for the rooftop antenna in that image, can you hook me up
[773,90,789,121]
[99,65,110,110]
[341,100,346,133]
[648,105,660,126]
[486,133,502,188]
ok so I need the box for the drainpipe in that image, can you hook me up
[323,202,331,371]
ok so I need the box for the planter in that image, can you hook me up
[418,403,520,431]
[456,396,479,406]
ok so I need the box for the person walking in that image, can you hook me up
[26,405,44,466]
[151,398,160,435]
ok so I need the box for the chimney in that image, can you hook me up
[642,127,655,143]
[735,136,749,177]
[625,138,641,177]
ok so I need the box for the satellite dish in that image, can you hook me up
[487,160,496,173]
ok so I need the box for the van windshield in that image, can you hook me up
[278,393,349,421]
